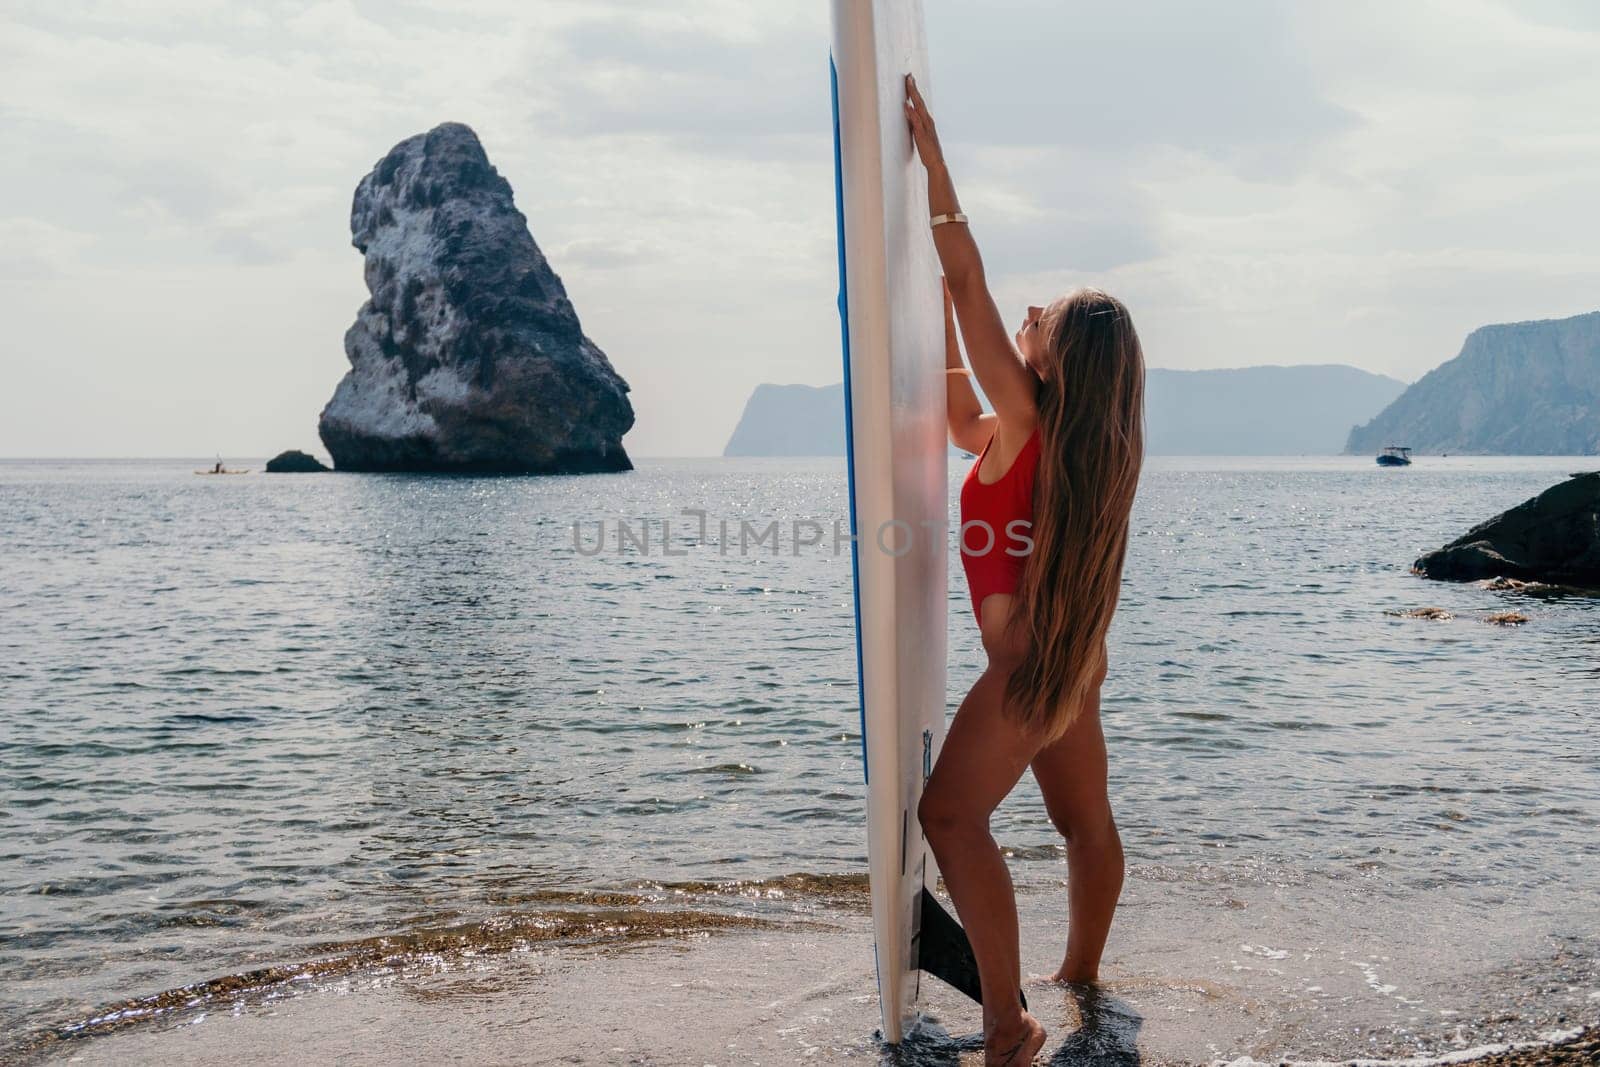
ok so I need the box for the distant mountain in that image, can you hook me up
[723,383,847,456]
[1145,365,1406,455]
[725,365,1405,457]
[1346,311,1600,455]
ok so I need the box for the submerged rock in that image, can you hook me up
[265,449,330,473]
[1483,611,1530,626]
[1412,471,1600,587]
[318,122,633,473]
[1386,606,1453,620]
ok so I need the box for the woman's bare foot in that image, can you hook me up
[1046,966,1097,984]
[1024,971,1081,996]
[985,1011,1046,1066]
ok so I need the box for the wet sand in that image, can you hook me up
[22,876,1596,1066]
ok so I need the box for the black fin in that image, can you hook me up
[916,886,1028,1011]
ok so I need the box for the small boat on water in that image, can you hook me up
[195,458,250,475]
[1376,445,1412,467]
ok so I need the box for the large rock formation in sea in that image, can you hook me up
[1346,311,1600,456]
[723,366,1404,457]
[1412,471,1600,588]
[318,122,633,473]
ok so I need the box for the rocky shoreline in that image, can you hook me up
[1382,1025,1599,1067]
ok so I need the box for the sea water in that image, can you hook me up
[1,456,1596,1064]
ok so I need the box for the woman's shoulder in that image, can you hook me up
[970,417,1040,487]
[997,417,1041,459]
[1012,420,1044,483]
[1020,423,1043,475]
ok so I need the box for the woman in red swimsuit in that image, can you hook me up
[904,74,1147,1067]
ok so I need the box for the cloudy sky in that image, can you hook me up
[2,0,1599,457]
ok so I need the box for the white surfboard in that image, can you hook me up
[829,0,954,1045]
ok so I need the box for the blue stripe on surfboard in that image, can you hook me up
[829,53,869,786]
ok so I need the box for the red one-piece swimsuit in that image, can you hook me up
[959,425,1041,625]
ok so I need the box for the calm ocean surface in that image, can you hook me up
[2,455,1597,1061]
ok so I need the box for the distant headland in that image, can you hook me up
[1347,310,1600,456]
[725,365,1406,457]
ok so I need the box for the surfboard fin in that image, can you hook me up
[916,886,1028,1011]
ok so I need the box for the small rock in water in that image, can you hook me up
[1388,607,1453,620]
[264,449,330,473]
[1483,612,1531,626]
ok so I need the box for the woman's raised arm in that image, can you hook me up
[904,74,1038,433]
[944,275,997,453]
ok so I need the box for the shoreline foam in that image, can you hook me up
[11,882,1594,1067]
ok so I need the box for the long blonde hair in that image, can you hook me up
[1004,287,1145,746]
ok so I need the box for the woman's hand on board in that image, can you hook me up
[903,73,944,170]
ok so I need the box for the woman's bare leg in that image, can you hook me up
[1029,674,1124,983]
[918,599,1049,1065]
